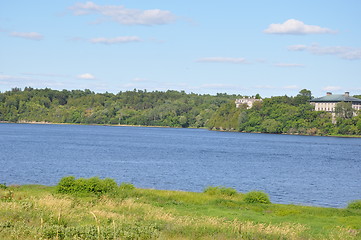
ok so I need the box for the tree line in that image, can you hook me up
[0,87,239,128]
[207,89,361,136]
[0,87,360,136]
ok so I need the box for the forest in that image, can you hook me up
[0,87,238,128]
[0,87,360,136]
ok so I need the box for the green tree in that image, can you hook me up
[335,102,354,119]
[294,89,312,105]
[298,89,312,99]
[260,119,281,133]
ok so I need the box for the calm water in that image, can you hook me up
[1,123,360,208]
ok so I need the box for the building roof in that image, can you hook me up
[310,94,361,103]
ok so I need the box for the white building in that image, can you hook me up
[235,97,262,109]
[309,92,361,112]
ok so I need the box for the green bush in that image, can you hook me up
[0,183,7,190]
[243,191,271,204]
[56,176,118,195]
[347,200,361,210]
[203,186,238,196]
[56,176,76,193]
[119,182,136,190]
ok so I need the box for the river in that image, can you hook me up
[1,123,360,208]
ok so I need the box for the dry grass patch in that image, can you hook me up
[36,194,72,210]
[232,221,308,239]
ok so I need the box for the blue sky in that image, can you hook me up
[1,1,360,97]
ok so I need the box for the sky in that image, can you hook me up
[1,1,360,97]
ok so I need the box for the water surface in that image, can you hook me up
[1,123,360,208]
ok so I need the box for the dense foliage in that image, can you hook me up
[207,90,361,136]
[243,191,271,204]
[0,87,239,128]
[1,87,360,136]
[56,176,118,196]
[348,200,361,210]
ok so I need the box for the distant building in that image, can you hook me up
[309,92,361,113]
[235,97,262,109]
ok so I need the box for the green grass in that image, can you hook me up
[1,182,361,239]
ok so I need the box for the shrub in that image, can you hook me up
[103,178,119,191]
[56,176,76,194]
[0,183,7,190]
[203,186,238,196]
[347,200,361,210]
[56,176,118,195]
[243,191,271,204]
[119,182,136,190]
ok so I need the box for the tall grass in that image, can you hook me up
[203,186,238,196]
[0,178,360,239]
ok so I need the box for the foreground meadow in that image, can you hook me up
[0,178,360,239]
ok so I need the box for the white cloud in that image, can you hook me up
[0,74,33,82]
[200,84,239,89]
[323,86,342,91]
[0,74,111,92]
[254,85,276,89]
[264,19,335,35]
[77,73,95,79]
[132,77,147,82]
[287,44,307,51]
[69,2,176,26]
[274,63,305,67]
[288,44,361,60]
[197,57,248,64]
[0,74,14,80]
[0,74,66,89]
[282,85,299,89]
[22,72,69,78]
[10,32,43,40]
[254,85,302,91]
[90,36,141,44]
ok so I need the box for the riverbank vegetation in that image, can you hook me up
[0,177,360,239]
[0,87,238,128]
[0,87,360,136]
[207,92,361,136]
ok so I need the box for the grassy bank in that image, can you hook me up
[1,181,361,239]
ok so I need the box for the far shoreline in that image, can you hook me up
[1,120,361,138]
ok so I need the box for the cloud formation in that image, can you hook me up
[274,63,305,67]
[197,57,248,64]
[69,2,176,25]
[0,74,108,91]
[254,85,302,91]
[22,72,69,78]
[264,19,334,35]
[282,85,299,89]
[0,74,31,81]
[77,73,95,79]
[0,74,66,89]
[90,36,141,44]
[200,83,243,89]
[132,77,147,82]
[323,86,342,91]
[288,44,361,60]
[10,32,43,40]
